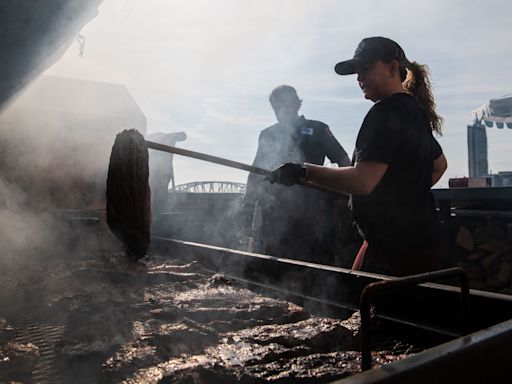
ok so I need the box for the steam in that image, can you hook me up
[0,177,49,260]
[146,131,187,218]
[0,74,145,263]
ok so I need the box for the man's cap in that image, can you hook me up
[334,37,411,76]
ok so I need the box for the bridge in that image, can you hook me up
[171,181,246,193]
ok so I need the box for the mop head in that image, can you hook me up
[106,129,151,260]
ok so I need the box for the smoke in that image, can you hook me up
[153,187,246,250]
[0,74,145,264]
[0,176,51,261]
[0,1,117,263]
[146,92,356,270]
[146,131,187,217]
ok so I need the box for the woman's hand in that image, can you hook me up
[266,163,305,186]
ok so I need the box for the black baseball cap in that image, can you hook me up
[335,37,411,78]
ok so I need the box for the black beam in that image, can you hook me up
[433,187,512,203]
[151,237,512,335]
[335,318,512,384]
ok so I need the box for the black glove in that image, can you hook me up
[266,163,306,186]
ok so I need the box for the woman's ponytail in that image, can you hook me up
[403,62,443,135]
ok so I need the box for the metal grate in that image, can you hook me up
[10,319,66,384]
[2,301,66,384]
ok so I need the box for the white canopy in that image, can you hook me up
[473,94,512,129]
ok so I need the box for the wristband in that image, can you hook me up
[299,164,308,183]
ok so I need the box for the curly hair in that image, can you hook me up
[402,62,444,135]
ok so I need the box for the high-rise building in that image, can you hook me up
[467,118,488,177]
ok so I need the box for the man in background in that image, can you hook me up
[244,85,350,263]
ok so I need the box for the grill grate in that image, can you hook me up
[11,320,66,384]
[3,301,67,384]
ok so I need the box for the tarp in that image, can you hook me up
[0,0,103,110]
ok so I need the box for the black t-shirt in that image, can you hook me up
[249,116,350,172]
[245,115,350,214]
[244,116,350,248]
[349,93,443,250]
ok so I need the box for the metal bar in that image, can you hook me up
[359,267,469,371]
[452,209,512,218]
[335,318,512,384]
[433,187,512,202]
[146,140,271,176]
[145,140,342,195]
[151,238,512,334]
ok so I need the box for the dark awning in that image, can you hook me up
[0,0,102,110]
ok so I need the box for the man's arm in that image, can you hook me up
[305,161,388,196]
[432,153,447,186]
[322,126,351,166]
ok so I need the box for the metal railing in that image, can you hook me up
[359,267,470,371]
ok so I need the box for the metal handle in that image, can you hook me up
[145,140,343,195]
[146,140,271,176]
[359,267,469,371]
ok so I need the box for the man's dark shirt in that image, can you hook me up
[245,115,349,258]
[246,115,349,207]
[349,93,443,250]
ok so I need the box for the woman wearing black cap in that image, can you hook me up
[268,37,447,276]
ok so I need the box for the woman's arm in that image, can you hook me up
[432,153,447,186]
[305,161,388,196]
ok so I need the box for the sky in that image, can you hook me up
[44,0,512,188]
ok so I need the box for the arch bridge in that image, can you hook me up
[171,181,246,193]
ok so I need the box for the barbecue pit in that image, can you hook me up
[2,211,512,383]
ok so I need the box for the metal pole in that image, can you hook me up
[359,267,469,371]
